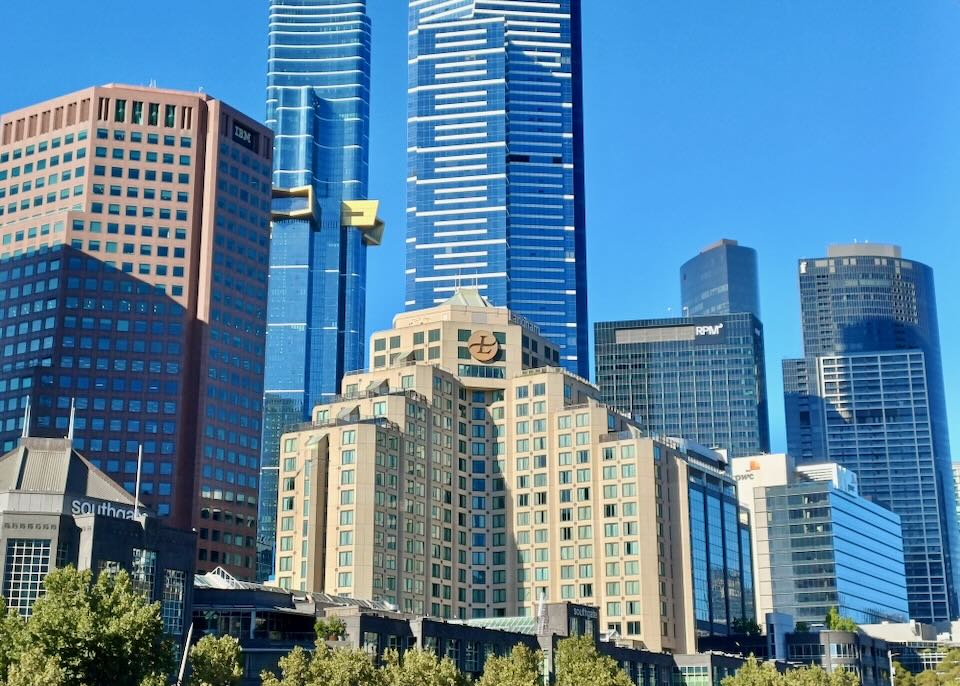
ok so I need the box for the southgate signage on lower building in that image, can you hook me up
[71,498,135,520]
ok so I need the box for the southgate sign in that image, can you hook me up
[71,498,136,520]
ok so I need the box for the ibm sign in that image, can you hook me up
[232,121,259,152]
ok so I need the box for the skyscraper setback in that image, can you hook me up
[405,0,589,377]
[0,84,274,580]
[783,243,958,624]
[260,0,382,578]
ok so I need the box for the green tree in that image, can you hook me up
[310,645,381,686]
[721,656,784,686]
[14,566,172,686]
[380,648,465,686]
[477,644,543,686]
[190,635,243,686]
[554,635,632,686]
[314,616,347,641]
[914,671,940,686]
[261,645,313,686]
[794,622,811,633]
[0,598,25,683]
[4,648,67,686]
[824,608,858,632]
[936,649,960,685]
[893,661,916,686]
[783,664,860,686]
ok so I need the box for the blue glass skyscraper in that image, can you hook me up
[783,243,958,623]
[406,0,589,377]
[260,0,380,579]
[681,239,761,320]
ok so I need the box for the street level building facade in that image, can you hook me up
[273,290,755,653]
[405,0,589,377]
[733,454,908,626]
[681,239,761,320]
[595,314,770,459]
[783,244,957,623]
[0,435,195,648]
[260,0,383,581]
[0,85,273,579]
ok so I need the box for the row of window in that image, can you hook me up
[0,129,88,163]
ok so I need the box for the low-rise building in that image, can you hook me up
[785,630,890,686]
[193,567,679,686]
[733,454,908,625]
[0,434,196,648]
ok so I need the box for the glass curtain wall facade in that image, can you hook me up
[595,314,770,458]
[783,244,958,623]
[261,0,373,580]
[686,449,754,637]
[680,239,760,320]
[406,0,589,377]
[759,479,908,625]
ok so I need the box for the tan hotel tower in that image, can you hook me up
[276,290,754,653]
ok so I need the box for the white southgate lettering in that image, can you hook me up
[71,499,135,520]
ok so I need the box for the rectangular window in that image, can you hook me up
[2,539,51,617]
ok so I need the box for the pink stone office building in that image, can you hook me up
[0,85,273,579]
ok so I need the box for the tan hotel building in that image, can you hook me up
[276,290,754,653]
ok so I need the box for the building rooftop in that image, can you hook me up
[0,436,138,507]
[826,243,902,259]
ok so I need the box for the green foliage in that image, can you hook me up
[722,656,862,686]
[554,635,633,686]
[261,645,313,686]
[892,661,915,686]
[380,648,466,686]
[0,598,26,683]
[914,671,939,686]
[314,616,347,640]
[476,644,543,686]
[732,618,763,636]
[4,648,66,686]
[721,656,784,686]
[824,608,858,632]
[936,648,960,685]
[310,645,381,686]
[190,635,243,686]
[794,622,811,633]
[260,644,379,686]
[5,566,172,686]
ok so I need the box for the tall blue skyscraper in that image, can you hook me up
[783,243,958,623]
[681,239,761,320]
[405,0,589,377]
[260,0,382,579]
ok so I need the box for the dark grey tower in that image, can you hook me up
[681,239,760,319]
[783,243,957,623]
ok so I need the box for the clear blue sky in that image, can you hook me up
[3,1,960,453]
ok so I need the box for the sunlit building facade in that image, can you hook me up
[405,0,589,377]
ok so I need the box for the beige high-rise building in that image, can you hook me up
[276,290,752,653]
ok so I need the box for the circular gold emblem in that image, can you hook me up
[467,331,500,363]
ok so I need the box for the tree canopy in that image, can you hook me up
[0,566,172,686]
[189,634,244,686]
[721,656,862,686]
[554,635,633,686]
[824,608,858,633]
[476,644,543,686]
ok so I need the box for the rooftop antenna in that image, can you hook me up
[66,398,76,441]
[21,397,30,439]
[148,78,157,89]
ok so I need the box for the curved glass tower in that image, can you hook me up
[783,244,958,623]
[260,0,378,580]
[406,0,589,377]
